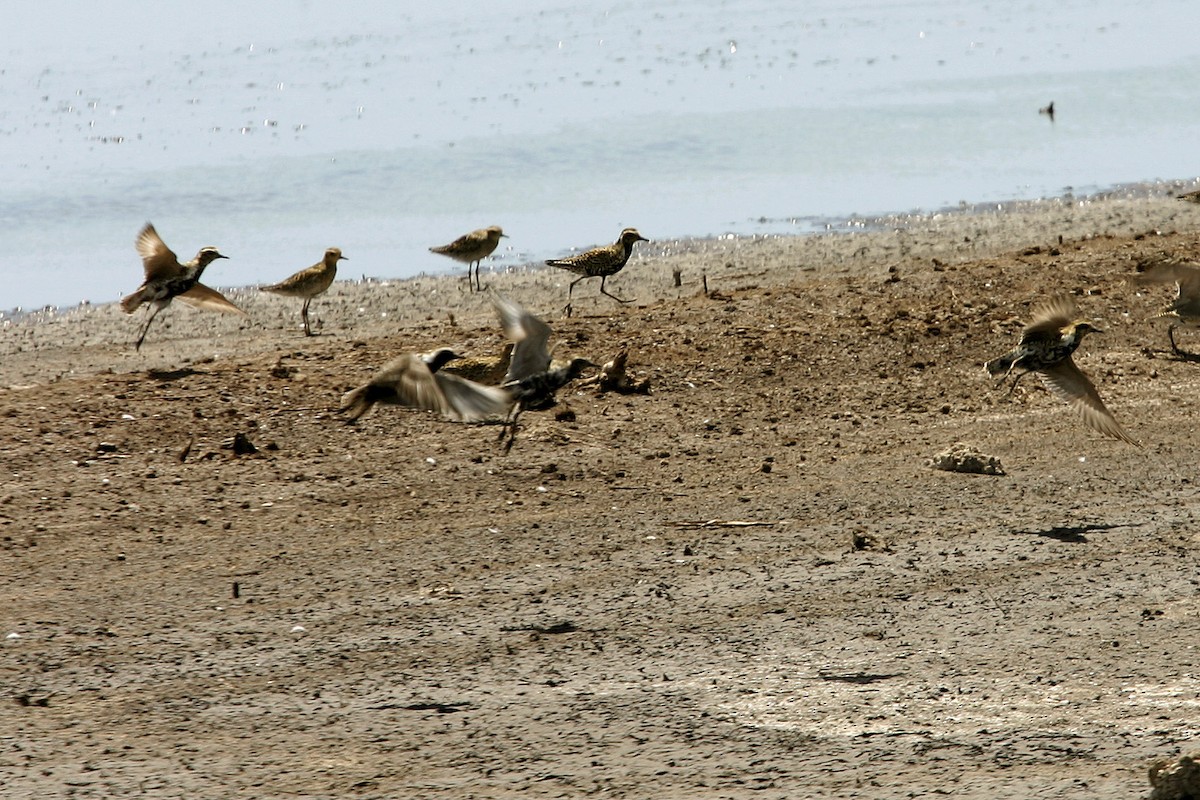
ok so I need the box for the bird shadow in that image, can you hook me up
[1166,349,1200,365]
[1016,522,1127,543]
[146,367,203,382]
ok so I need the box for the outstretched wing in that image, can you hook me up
[434,373,514,422]
[176,283,248,316]
[1038,359,1139,446]
[1020,295,1078,343]
[491,293,552,382]
[1130,259,1200,298]
[137,223,183,281]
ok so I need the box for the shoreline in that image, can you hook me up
[3,177,1199,326]
[3,183,1200,389]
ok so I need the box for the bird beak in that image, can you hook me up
[340,255,349,261]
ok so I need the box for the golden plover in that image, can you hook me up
[489,293,597,449]
[985,295,1138,446]
[1128,258,1200,355]
[546,227,648,316]
[339,348,511,423]
[120,222,243,351]
[440,342,514,385]
[261,247,346,336]
[429,226,507,292]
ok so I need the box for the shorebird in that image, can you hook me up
[429,226,507,292]
[120,222,243,351]
[440,342,514,385]
[985,295,1138,446]
[490,293,597,449]
[1176,188,1200,204]
[261,247,346,336]
[546,227,648,316]
[1128,258,1200,355]
[339,348,511,423]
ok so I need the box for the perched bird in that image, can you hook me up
[489,293,597,449]
[120,222,244,351]
[1128,258,1200,355]
[429,226,507,292]
[985,295,1138,446]
[339,348,511,423]
[546,227,648,316]
[261,247,347,336]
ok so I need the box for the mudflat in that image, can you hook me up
[3,194,1199,798]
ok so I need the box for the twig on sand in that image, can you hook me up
[669,519,777,529]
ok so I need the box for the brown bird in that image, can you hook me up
[985,295,1138,446]
[1128,258,1200,355]
[440,342,514,385]
[546,227,648,316]
[339,348,512,423]
[261,247,346,336]
[429,226,507,292]
[1176,188,1200,204]
[490,293,597,450]
[120,222,244,351]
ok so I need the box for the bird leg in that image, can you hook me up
[498,404,524,452]
[133,303,165,351]
[301,297,314,336]
[598,276,633,304]
[1168,324,1187,356]
[994,369,1028,397]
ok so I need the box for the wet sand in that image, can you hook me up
[2,191,1199,798]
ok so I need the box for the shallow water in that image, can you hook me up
[3,0,1199,311]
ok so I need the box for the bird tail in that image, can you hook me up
[339,383,392,422]
[120,287,149,314]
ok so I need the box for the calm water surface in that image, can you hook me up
[2,0,1199,310]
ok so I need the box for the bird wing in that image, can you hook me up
[1131,260,1200,297]
[1020,295,1078,342]
[369,354,454,416]
[491,294,552,381]
[1038,359,1139,446]
[176,283,248,316]
[434,373,514,422]
[136,223,183,280]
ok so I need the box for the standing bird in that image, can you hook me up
[985,295,1138,446]
[429,226,507,292]
[261,247,347,336]
[489,293,597,450]
[546,227,648,316]
[120,222,243,351]
[1128,258,1200,355]
[339,348,511,423]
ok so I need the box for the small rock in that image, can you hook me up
[1150,753,1200,800]
[928,443,1005,476]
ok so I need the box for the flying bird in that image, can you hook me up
[1128,258,1200,355]
[985,295,1138,446]
[546,227,648,316]
[490,293,597,449]
[261,247,347,336]
[339,348,512,423]
[120,222,244,351]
